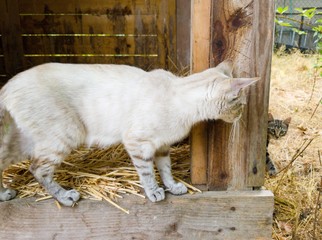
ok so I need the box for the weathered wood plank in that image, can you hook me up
[0,191,273,240]
[0,57,5,73]
[246,0,274,187]
[23,56,159,70]
[176,0,191,68]
[0,36,3,55]
[18,0,157,15]
[208,0,254,190]
[0,0,25,78]
[207,0,274,190]
[22,36,157,55]
[20,15,157,34]
[156,0,176,70]
[190,0,211,186]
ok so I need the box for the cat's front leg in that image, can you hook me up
[124,140,165,202]
[132,155,165,202]
[155,147,188,195]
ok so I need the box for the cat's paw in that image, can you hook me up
[167,182,188,195]
[146,187,165,202]
[0,188,17,201]
[268,169,277,176]
[57,189,80,207]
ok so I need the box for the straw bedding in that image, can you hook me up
[3,144,196,213]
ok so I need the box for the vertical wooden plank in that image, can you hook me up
[0,0,25,79]
[208,0,253,190]
[246,0,274,187]
[176,0,191,68]
[156,0,176,69]
[207,0,274,190]
[190,0,212,187]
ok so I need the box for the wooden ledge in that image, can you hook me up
[0,190,273,239]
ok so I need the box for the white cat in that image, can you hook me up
[0,60,258,206]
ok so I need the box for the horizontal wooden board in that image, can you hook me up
[22,36,158,55]
[23,55,159,70]
[0,57,6,73]
[0,54,8,85]
[19,0,158,15]
[20,14,157,34]
[0,37,3,55]
[0,191,273,240]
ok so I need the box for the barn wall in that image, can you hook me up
[0,0,183,85]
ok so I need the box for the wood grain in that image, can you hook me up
[0,191,273,240]
[207,0,274,190]
[0,0,25,81]
[18,0,157,15]
[176,0,191,68]
[190,0,212,186]
[246,0,275,187]
[20,15,157,34]
[0,0,178,76]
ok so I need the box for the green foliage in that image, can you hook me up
[275,4,321,76]
[275,6,322,40]
[295,7,317,19]
[276,6,289,14]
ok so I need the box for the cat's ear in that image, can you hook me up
[216,60,233,77]
[268,113,274,121]
[283,117,291,125]
[231,77,260,92]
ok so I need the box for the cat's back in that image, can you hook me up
[0,63,148,101]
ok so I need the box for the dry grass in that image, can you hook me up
[267,49,321,239]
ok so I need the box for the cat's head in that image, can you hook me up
[210,60,259,123]
[267,113,291,139]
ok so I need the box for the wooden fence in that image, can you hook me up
[0,0,191,85]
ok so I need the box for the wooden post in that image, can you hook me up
[191,0,275,190]
[190,0,212,187]
[0,0,25,81]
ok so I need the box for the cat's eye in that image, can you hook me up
[231,96,239,102]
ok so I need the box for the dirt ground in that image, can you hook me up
[266,50,321,239]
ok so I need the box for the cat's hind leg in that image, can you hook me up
[155,146,187,195]
[29,154,80,206]
[0,116,24,201]
[0,169,16,201]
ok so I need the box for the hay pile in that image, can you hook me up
[3,144,196,213]
[266,49,321,239]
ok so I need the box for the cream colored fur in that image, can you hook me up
[0,61,258,205]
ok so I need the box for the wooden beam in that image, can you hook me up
[207,0,274,190]
[190,0,211,186]
[176,0,191,68]
[0,191,274,239]
[0,0,25,80]
[246,0,275,187]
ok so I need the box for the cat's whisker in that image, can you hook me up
[228,118,241,146]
